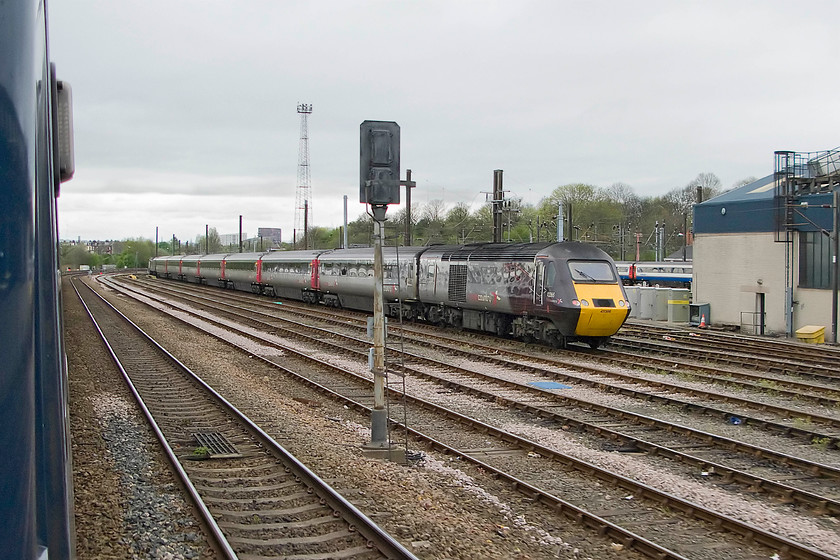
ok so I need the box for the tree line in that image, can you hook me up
[60,172,755,270]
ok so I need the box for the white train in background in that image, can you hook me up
[615,261,692,288]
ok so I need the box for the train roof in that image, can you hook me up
[224,252,265,262]
[421,242,554,261]
[196,253,230,261]
[315,246,428,262]
[261,249,328,263]
[420,241,612,262]
[543,241,614,260]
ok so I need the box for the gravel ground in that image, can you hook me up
[68,277,644,559]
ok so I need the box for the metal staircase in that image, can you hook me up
[773,147,840,337]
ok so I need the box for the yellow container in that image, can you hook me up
[795,325,825,344]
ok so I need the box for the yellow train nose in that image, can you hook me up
[572,284,629,337]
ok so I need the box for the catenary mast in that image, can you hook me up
[294,103,313,248]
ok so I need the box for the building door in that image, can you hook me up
[756,292,766,335]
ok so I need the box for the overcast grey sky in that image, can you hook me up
[50,0,840,243]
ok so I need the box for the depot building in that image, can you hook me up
[692,149,839,340]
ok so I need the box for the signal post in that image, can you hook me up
[359,120,403,461]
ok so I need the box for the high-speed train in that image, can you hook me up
[615,261,692,288]
[1,1,76,557]
[151,242,630,348]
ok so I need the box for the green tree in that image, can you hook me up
[415,200,448,245]
[115,238,155,268]
[309,226,340,249]
[59,243,92,270]
[347,213,374,247]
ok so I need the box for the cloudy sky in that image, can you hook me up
[50,1,840,243]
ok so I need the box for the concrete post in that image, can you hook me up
[369,215,388,447]
[343,195,348,249]
[557,202,564,242]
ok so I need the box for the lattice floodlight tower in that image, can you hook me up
[294,103,313,248]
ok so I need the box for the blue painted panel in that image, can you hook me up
[694,175,835,236]
[793,193,833,232]
[694,199,777,234]
[529,381,572,390]
[0,1,39,557]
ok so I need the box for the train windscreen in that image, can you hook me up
[568,261,616,283]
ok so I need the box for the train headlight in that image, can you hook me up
[618,300,626,307]
[580,299,590,307]
[572,299,580,307]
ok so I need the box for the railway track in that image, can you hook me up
[122,276,840,447]
[112,276,840,510]
[617,322,840,378]
[72,277,417,560]
[100,274,840,559]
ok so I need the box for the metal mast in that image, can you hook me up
[294,103,312,248]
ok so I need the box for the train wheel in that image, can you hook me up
[548,332,567,349]
[495,316,512,338]
[404,306,416,321]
